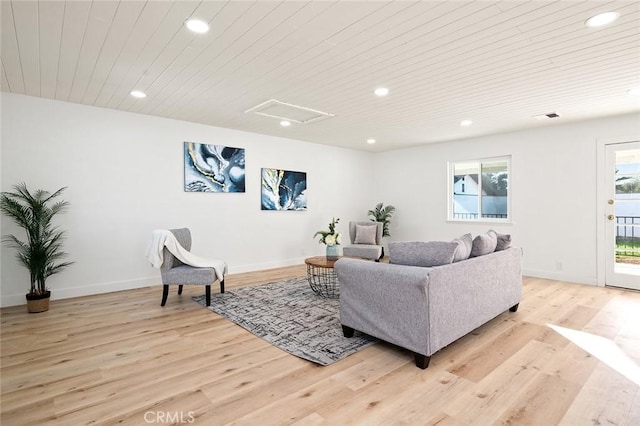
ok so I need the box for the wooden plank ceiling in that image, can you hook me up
[2,0,639,151]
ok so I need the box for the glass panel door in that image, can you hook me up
[605,141,640,290]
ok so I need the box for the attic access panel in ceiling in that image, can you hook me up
[245,99,334,124]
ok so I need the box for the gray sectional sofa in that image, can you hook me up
[334,242,522,369]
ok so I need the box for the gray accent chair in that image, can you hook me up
[159,228,224,306]
[342,221,383,261]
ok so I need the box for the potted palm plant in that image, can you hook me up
[368,202,396,258]
[368,202,396,238]
[0,183,73,313]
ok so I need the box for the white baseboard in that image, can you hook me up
[0,258,310,308]
[53,276,161,300]
[523,268,599,286]
[0,293,28,308]
[0,276,161,308]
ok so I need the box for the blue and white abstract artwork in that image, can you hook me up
[184,142,245,193]
[261,168,307,211]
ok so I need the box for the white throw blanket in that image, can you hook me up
[145,229,227,279]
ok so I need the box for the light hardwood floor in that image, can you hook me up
[1,266,639,425]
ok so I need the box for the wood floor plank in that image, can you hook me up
[48,345,289,424]
[431,313,519,369]
[582,295,634,339]
[228,378,356,425]
[2,271,639,425]
[329,342,410,391]
[446,321,563,383]
[198,351,310,403]
[385,370,470,421]
[51,340,280,416]
[558,363,639,426]
[105,389,213,425]
[317,361,433,424]
[290,412,325,425]
[539,342,600,386]
[324,368,471,425]
[626,390,640,426]
[496,373,582,425]
[199,356,364,425]
[442,340,558,424]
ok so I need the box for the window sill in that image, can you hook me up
[447,218,513,225]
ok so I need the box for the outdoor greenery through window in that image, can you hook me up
[614,150,640,264]
[449,156,510,221]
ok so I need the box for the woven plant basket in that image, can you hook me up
[26,291,51,313]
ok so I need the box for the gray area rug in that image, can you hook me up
[193,276,377,365]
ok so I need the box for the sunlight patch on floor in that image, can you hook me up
[548,324,640,386]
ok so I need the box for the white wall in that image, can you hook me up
[3,93,638,307]
[0,93,375,307]
[374,113,640,285]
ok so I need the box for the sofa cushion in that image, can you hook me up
[489,229,512,251]
[470,232,498,257]
[452,233,473,262]
[389,241,459,267]
[354,224,378,245]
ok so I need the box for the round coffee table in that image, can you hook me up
[305,256,340,298]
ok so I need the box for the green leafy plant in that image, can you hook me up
[313,217,341,246]
[368,202,396,238]
[0,183,73,295]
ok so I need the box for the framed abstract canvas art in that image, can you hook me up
[184,142,245,193]
[261,168,307,211]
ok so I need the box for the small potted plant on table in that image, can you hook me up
[314,217,342,260]
[0,183,73,313]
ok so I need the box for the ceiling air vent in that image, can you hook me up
[245,99,334,124]
[533,112,560,120]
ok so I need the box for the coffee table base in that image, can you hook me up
[306,262,339,298]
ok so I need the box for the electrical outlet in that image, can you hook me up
[556,261,563,271]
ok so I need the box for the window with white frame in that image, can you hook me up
[448,156,510,221]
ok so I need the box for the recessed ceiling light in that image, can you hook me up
[130,90,146,98]
[460,120,472,127]
[585,11,619,28]
[280,120,291,127]
[185,18,209,34]
[367,138,376,144]
[627,87,640,95]
[374,87,389,97]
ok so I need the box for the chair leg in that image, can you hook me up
[161,285,169,306]
[509,303,519,312]
[178,285,183,295]
[206,285,211,306]
[220,279,225,294]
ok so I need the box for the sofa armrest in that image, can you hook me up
[334,258,432,355]
[426,247,522,353]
